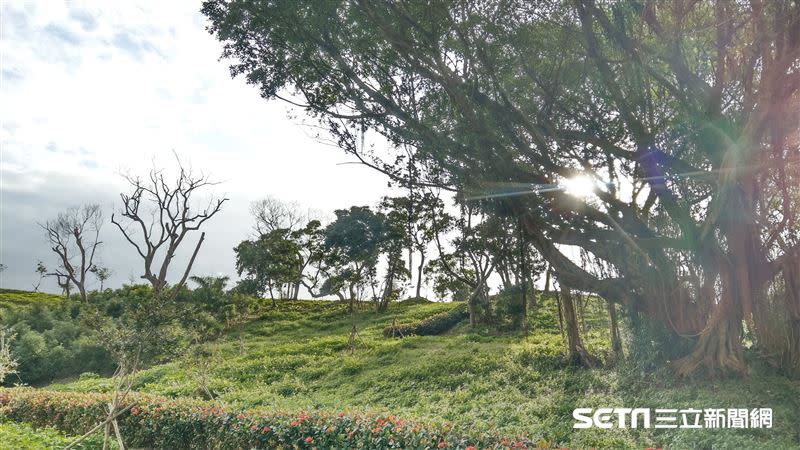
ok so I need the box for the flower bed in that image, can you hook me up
[0,388,533,449]
[384,304,468,338]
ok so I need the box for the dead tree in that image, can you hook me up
[40,204,103,302]
[111,159,227,300]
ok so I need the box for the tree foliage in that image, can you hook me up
[204,0,800,376]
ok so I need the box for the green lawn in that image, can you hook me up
[49,297,800,448]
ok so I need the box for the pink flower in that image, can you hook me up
[304,436,314,444]
[438,442,446,449]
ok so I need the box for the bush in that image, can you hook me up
[397,297,432,305]
[0,388,531,449]
[383,304,467,337]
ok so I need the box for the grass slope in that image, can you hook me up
[52,297,800,448]
[0,288,63,310]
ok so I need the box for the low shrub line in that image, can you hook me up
[383,304,468,338]
[0,388,534,449]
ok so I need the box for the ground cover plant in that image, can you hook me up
[0,420,112,450]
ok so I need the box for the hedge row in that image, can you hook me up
[0,388,534,449]
[383,304,468,338]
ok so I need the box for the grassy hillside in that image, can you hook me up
[49,296,800,449]
[0,288,63,310]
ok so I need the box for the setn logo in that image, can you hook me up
[573,408,651,429]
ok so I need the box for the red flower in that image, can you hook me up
[305,436,314,444]
[251,425,258,431]
[237,414,245,420]
[338,412,345,418]
[466,447,476,450]
[437,442,446,449]
[262,426,271,433]
[291,420,300,426]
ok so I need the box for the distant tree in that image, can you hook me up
[250,196,321,236]
[111,157,227,300]
[481,214,546,328]
[33,261,47,292]
[379,193,447,299]
[234,229,301,305]
[376,203,410,312]
[189,275,230,308]
[429,204,495,326]
[322,206,385,311]
[40,204,103,302]
[90,265,112,291]
[291,219,327,299]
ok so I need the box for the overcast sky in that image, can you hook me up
[0,1,397,293]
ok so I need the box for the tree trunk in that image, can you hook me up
[560,285,597,367]
[578,294,587,333]
[468,292,477,328]
[674,266,747,378]
[608,301,622,357]
[415,251,425,298]
[779,255,800,376]
[519,231,528,331]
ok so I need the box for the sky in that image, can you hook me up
[0,1,396,294]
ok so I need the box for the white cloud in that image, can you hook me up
[0,0,395,292]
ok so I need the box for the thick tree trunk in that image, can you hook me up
[560,285,597,367]
[674,266,748,377]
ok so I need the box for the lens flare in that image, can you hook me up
[562,175,596,198]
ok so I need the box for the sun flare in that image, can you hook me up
[562,175,596,198]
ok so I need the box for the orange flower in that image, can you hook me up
[326,426,334,433]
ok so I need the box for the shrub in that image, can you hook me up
[0,388,532,449]
[384,304,467,337]
[397,297,432,305]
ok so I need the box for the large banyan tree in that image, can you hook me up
[202,0,800,377]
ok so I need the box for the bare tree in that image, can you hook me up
[250,196,321,236]
[111,159,227,300]
[40,204,103,302]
